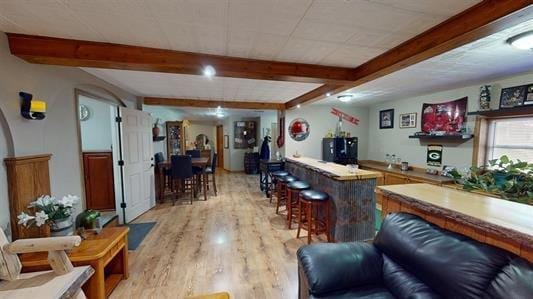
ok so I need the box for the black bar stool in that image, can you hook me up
[286,180,310,229]
[276,175,298,214]
[270,170,289,203]
[297,189,331,244]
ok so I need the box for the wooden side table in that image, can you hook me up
[20,227,129,299]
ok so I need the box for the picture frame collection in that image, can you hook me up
[499,83,533,109]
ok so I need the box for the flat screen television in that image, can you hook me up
[421,97,467,135]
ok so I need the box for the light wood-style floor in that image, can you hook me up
[111,171,319,299]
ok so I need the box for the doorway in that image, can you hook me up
[76,92,155,223]
[77,94,119,212]
[216,125,224,168]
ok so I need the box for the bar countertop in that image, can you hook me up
[376,183,533,241]
[285,156,381,181]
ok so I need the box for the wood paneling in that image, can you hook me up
[144,97,285,110]
[83,152,116,210]
[6,33,353,84]
[384,173,409,185]
[4,154,52,240]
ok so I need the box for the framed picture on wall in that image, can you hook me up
[399,113,417,128]
[224,135,229,149]
[499,85,526,108]
[379,109,394,129]
[524,84,533,106]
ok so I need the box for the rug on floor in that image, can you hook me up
[127,222,156,250]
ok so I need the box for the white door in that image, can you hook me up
[120,107,155,223]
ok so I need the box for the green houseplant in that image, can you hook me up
[449,155,533,205]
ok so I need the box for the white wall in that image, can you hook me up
[0,32,137,235]
[79,96,113,151]
[367,71,533,170]
[143,106,184,158]
[285,105,369,160]
[186,123,217,151]
[0,110,12,240]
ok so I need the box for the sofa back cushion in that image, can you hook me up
[486,258,533,298]
[374,213,514,299]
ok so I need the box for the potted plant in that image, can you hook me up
[448,155,533,205]
[17,194,79,236]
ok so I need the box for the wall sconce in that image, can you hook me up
[20,91,46,120]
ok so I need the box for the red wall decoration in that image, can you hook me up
[331,107,359,125]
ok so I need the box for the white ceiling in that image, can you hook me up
[318,18,533,106]
[83,68,321,102]
[0,0,479,67]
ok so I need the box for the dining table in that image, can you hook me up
[156,157,210,201]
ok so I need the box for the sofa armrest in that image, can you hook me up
[297,242,383,297]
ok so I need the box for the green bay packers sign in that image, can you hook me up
[427,145,443,167]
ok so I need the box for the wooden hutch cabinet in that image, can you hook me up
[166,121,184,160]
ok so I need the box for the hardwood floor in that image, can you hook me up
[111,171,320,299]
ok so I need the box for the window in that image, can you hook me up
[486,117,533,163]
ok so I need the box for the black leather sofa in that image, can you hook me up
[297,212,533,299]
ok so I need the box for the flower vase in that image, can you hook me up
[50,216,74,237]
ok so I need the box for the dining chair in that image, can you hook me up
[186,149,201,158]
[205,153,218,196]
[170,155,195,204]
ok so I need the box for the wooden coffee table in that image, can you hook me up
[20,227,129,299]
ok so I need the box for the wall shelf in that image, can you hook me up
[408,135,474,141]
[153,136,166,142]
[467,106,533,117]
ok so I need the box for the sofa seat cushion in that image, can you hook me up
[382,255,439,299]
[309,284,394,299]
[375,213,514,299]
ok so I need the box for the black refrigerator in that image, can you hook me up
[322,137,358,165]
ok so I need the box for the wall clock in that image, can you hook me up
[79,104,91,121]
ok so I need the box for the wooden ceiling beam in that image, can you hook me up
[286,0,533,108]
[143,97,285,110]
[284,84,346,109]
[6,33,353,84]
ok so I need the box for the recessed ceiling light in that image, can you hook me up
[297,104,301,109]
[337,94,354,102]
[203,65,216,77]
[326,92,331,97]
[507,30,533,50]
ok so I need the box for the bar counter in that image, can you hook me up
[376,184,533,262]
[285,156,381,242]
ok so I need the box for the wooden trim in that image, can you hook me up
[144,97,285,110]
[75,88,126,108]
[471,116,489,167]
[285,0,533,107]
[6,33,353,84]
[4,154,52,164]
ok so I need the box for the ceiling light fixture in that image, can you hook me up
[203,65,216,78]
[297,104,301,109]
[507,30,533,50]
[337,94,354,102]
[326,92,331,97]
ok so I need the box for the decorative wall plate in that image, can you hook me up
[288,118,310,141]
[79,104,91,121]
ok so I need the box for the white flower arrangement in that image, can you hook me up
[18,194,79,227]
